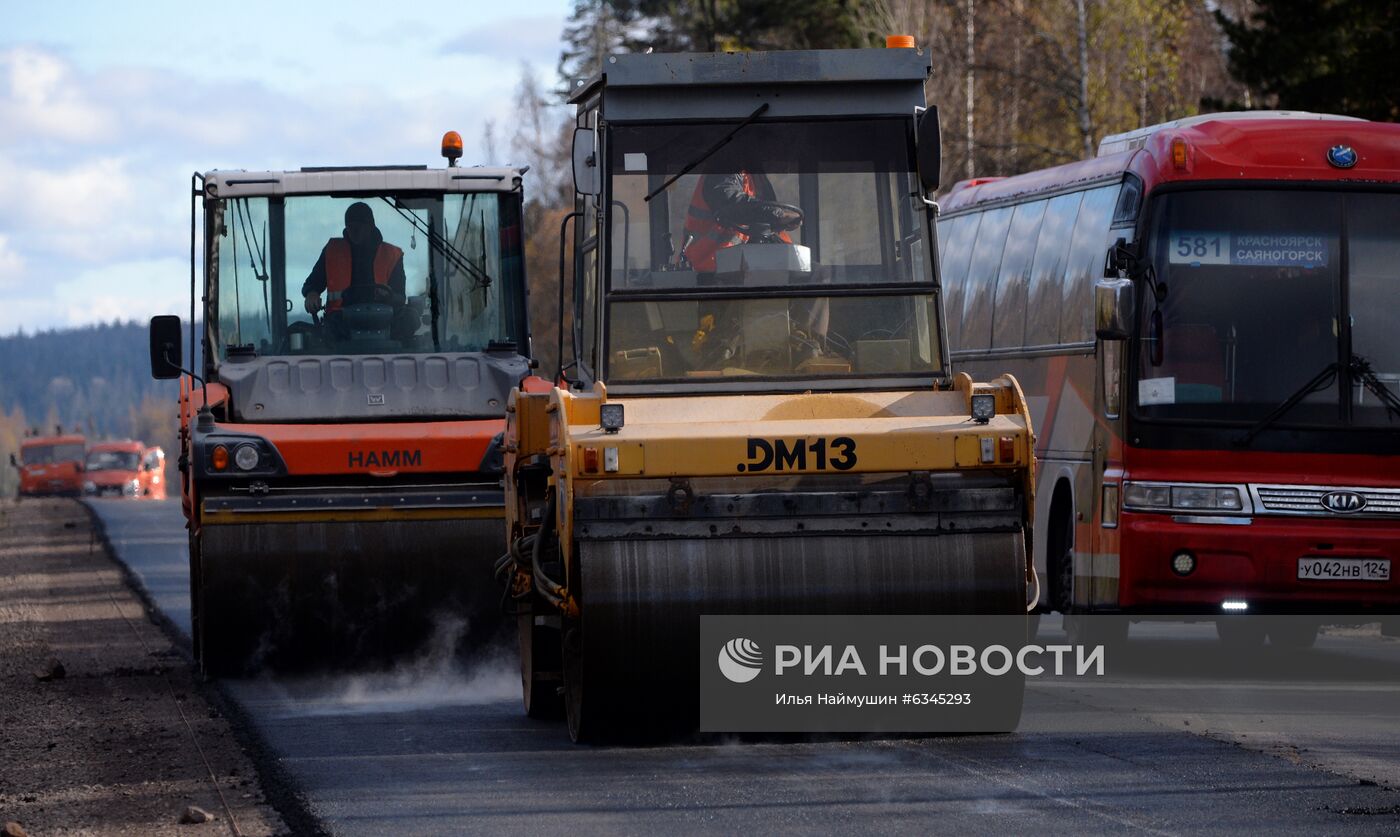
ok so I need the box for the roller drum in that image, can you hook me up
[566,531,1026,739]
[197,518,506,674]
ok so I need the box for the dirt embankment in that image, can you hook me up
[0,499,284,836]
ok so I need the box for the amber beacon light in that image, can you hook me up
[886,34,916,48]
[441,130,463,167]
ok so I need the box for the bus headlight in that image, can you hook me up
[1123,481,1250,514]
[1122,482,1171,509]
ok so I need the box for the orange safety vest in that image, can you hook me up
[323,238,402,311]
[682,172,790,272]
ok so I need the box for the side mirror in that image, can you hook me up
[915,106,942,194]
[149,315,184,380]
[1094,278,1135,341]
[7,453,17,469]
[572,127,600,196]
[1103,236,1135,278]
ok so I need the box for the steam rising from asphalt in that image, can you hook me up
[267,615,518,717]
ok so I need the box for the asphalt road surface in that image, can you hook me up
[87,498,1400,835]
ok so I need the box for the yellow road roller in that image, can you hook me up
[501,43,1035,740]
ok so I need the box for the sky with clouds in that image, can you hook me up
[0,0,569,335]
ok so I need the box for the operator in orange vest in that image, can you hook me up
[301,201,406,316]
[681,170,793,272]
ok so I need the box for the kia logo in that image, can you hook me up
[1321,490,1367,513]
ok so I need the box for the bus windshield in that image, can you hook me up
[213,192,526,359]
[1140,190,1400,428]
[603,118,941,383]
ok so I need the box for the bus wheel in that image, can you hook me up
[1268,619,1319,650]
[1216,617,1266,649]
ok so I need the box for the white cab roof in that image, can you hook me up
[203,165,527,198]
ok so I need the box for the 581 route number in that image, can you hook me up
[738,437,857,473]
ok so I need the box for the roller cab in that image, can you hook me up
[503,47,1035,740]
[154,156,535,674]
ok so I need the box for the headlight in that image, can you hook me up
[83,481,97,494]
[599,403,625,434]
[970,393,996,423]
[1122,481,1249,513]
[201,435,279,476]
[234,444,261,471]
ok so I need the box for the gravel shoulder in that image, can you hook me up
[0,498,285,836]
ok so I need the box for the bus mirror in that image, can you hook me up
[1095,278,1134,341]
[915,106,941,194]
[7,453,16,469]
[149,315,184,380]
[572,128,600,196]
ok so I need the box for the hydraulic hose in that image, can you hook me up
[532,492,568,606]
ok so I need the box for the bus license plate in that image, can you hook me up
[1297,558,1390,582]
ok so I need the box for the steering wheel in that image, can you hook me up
[714,201,805,241]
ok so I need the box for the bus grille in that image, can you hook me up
[1250,484,1400,519]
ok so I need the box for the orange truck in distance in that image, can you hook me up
[150,136,538,675]
[82,440,167,499]
[12,430,86,498]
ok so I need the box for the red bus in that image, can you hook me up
[939,112,1400,645]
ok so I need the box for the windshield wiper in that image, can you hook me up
[1351,353,1400,421]
[378,198,495,293]
[1233,354,1400,446]
[644,103,769,202]
[1234,361,1339,447]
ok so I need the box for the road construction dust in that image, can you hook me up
[265,615,519,717]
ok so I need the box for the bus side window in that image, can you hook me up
[960,207,1014,352]
[1112,174,1143,226]
[1060,186,1119,345]
[992,200,1047,350]
[1025,192,1083,347]
[937,213,982,349]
